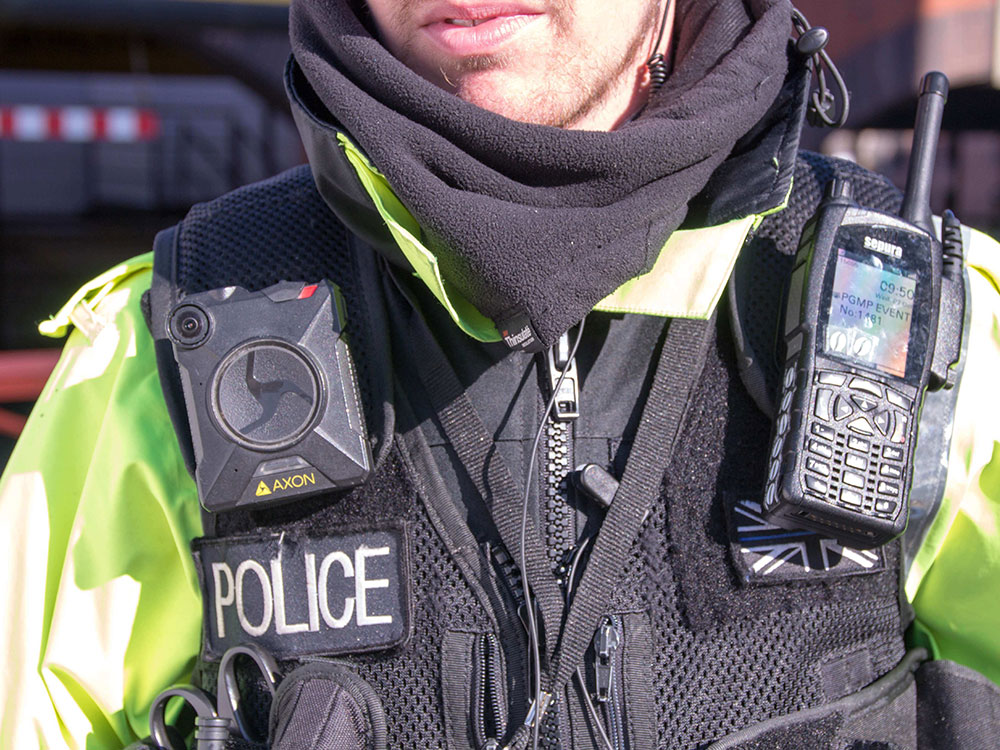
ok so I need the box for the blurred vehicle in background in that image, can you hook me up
[0,0,301,464]
[2,0,999,468]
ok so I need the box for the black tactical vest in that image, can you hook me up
[147,153,1000,750]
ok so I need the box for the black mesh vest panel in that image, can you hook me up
[151,155,922,750]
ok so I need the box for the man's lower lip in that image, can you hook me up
[423,15,541,56]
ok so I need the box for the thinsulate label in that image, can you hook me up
[193,525,410,660]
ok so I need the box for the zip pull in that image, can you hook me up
[546,331,580,421]
[524,690,553,729]
[593,617,620,703]
[573,464,619,510]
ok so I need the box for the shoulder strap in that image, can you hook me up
[390,258,716,736]
[148,224,197,476]
[548,314,715,699]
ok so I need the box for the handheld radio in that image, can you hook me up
[763,73,952,549]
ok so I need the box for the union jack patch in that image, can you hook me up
[726,496,884,584]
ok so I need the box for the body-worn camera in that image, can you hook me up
[763,73,960,549]
[168,280,371,513]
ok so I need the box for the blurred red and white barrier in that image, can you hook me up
[0,106,160,142]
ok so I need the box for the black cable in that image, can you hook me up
[564,537,589,607]
[521,317,586,750]
[564,538,614,750]
[649,0,671,57]
[791,7,850,128]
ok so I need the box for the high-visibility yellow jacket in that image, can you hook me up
[2,213,999,749]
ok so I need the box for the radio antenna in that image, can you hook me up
[900,72,949,236]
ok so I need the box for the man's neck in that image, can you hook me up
[566,0,675,131]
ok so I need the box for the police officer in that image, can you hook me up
[3,0,1000,748]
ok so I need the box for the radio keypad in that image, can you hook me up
[805,475,829,495]
[849,378,883,398]
[847,417,874,435]
[878,481,899,496]
[850,394,878,412]
[885,388,911,411]
[843,471,865,489]
[802,369,913,519]
[834,397,854,421]
[890,414,909,444]
[806,457,830,476]
[818,372,847,386]
[848,436,870,453]
[814,389,833,420]
[845,453,867,471]
[840,488,863,506]
[808,439,834,459]
[811,423,835,441]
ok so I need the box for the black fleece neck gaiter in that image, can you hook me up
[289,0,792,348]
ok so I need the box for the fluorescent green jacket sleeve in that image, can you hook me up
[907,227,1000,685]
[0,254,203,749]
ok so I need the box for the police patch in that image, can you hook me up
[726,495,884,585]
[193,525,410,660]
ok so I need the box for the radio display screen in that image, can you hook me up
[825,247,917,378]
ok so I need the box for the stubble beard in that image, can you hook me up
[395,1,661,129]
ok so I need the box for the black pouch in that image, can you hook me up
[268,662,387,750]
[916,658,1000,749]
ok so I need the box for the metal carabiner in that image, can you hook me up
[149,685,229,750]
[148,643,280,750]
[216,642,281,744]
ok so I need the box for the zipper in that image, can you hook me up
[593,615,626,750]
[544,419,575,579]
[542,331,580,582]
[473,633,507,749]
[490,544,527,615]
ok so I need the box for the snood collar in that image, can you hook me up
[289,0,794,349]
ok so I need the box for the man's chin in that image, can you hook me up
[447,72,570,127]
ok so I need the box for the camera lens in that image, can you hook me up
[169,304,210,347]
